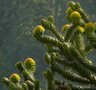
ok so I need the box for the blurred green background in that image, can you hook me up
[0,0,96,90]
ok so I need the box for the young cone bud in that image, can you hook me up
[24,58,36,71]
[2,77,10,86]
[9,73,21,83]
[76,26,84,33]
[33,25,45,36]
[66,7,73,15]
[70,11,81,25]
[84,22,95,33]
[48,15,55,24]
[62,24,71,32]
[68,1,76,10]
[75,2,81,9]
[41,19,50,29]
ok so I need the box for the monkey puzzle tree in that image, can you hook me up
[2,1,96,90]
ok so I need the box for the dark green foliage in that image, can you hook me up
[32,1,96,90]
[3,58,40,90]
[2,1,96,90]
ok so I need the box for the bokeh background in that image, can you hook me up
[0,0,96,90]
